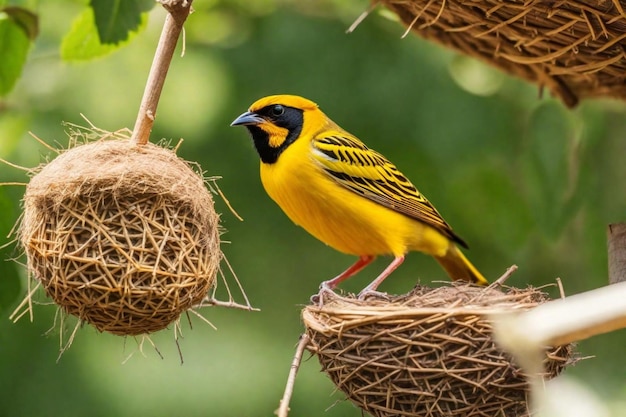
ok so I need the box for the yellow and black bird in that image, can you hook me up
[231,95,487,297]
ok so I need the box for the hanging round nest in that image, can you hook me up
[19,136,221,336]
[303,283,575,417]
[380,0,626,107]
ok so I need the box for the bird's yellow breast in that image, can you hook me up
[259,135,449,257]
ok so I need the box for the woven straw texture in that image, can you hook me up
[304,284,574,417]
[21,139,221,336]
[381,0,626,107]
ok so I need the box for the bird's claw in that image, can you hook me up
[357,289,390,301]
[310,282,336,307]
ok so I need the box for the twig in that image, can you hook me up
[215,181,244,221]
[201,297,260,312]
[556,277,565,299]
[144,334,164,359]
[0,157,31,172]
[29,131,60,153]
[187,308,219,329]
[607,223,626,284]
[276,334,310,417]
[488,264,518,288]
[346,1,379,33]
[130,0,193,145]
[9,279,41,323]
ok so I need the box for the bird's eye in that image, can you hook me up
[271,105,285,117]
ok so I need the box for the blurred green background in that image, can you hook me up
[2,1,626,416]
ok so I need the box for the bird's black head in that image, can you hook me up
[231,95,317,164]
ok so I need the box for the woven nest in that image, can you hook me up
[303,283,575,417]
[20,138,221,336]
[380,0,626,107]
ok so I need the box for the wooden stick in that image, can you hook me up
[607,223,626,284]
[130,0,193,146]
[276,334,310,417]
[493,281,626,349]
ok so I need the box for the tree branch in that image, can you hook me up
[276,334,310,417]
[130,0,193,146]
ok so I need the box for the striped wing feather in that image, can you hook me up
[312,134,467,248]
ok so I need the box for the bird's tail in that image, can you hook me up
[434,245,488,286]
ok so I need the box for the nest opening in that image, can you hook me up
[303,283,575,417]
[18,135,222,336]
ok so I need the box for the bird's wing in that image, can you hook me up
[311,133,467,248]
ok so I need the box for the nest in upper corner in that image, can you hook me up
[380,0,626,107]
[302,282,576,417]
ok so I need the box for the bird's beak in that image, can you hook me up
[230,111,265,126]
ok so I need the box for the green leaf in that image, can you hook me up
[61,7,148,61]
[2,6,38,40]
[90,0,154,44]
[0,8,33,96]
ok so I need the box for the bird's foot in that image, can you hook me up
[310,282,337,308]
[357,288,390,301]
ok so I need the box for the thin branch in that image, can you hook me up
[346,1,379,33]
[276,334,310,417]
[487,264,518,288]
[201,297,260,312]
[130,0,193,145]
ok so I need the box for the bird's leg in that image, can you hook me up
[312,255,375,306]
[357,255,405,299]
[321,255,376,290]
